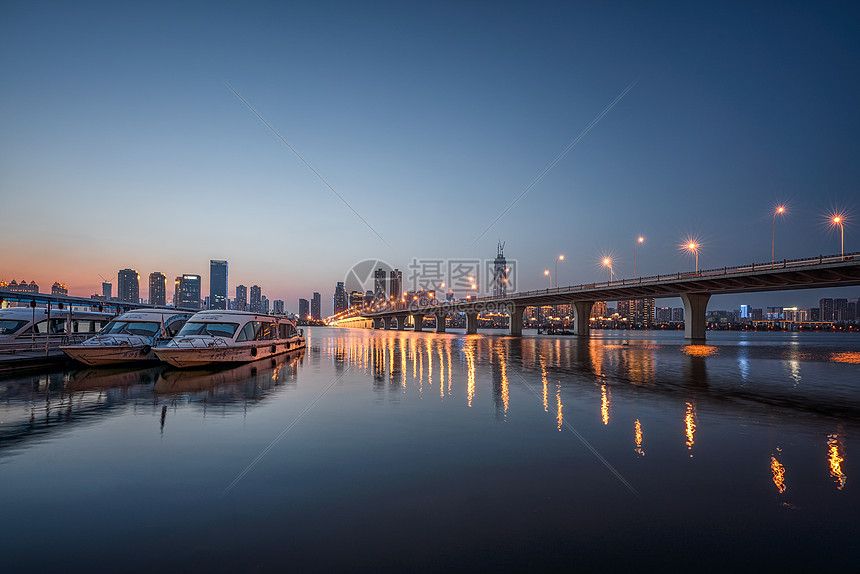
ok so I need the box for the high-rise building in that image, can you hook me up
[299,298,309,320]
[349,291,364,309]
[616,300,630,320]
[374,269,387,301]
[262,296,270,314]
[629,298,654,328]
[334,282,348,314]
[149,272,167,306]
[117,269,140,303]
[102,281,112,300]
[672,307,684,322]
[235,285,247,311]
[365,291,374,307]
[819,298,834,321]
[273,299,285,314]
[389,270,402,302]
[591,301,608,319]
[250,285,262,313]
[493,241,507,297]
[51,282,68,296]
[176,274,201,310]
[209,260,228,310]
[834,298,848,321]
[808,307,821,321]
[655,307,672,322]
[311,292,321,320]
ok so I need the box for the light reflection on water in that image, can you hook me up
[0,328,858,570]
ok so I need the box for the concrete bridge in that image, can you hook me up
[329,252,860,341]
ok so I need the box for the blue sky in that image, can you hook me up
[1,1,858,315]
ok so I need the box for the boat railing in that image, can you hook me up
[0,333,93,354]
[169,337,231,349]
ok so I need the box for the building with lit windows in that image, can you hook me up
[334,282,348,314]
[176,274,201,310]
[118,269,139,303]
[51,282,68,296]
[209,260,228,310]
[250,285,262,313]
[389,270,402,302]
[298,298,309,320]
[149,272,166,306]
[311,292,321,320]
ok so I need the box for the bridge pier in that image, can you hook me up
[681,292,711,342]
[384,316,396,330]
[572,301,593,337]
[413,314,424,332]
[508,305,523,336]
[465,312,479,335]
[394,315,408,330]
[435,313,447,333]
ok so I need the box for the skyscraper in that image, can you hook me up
[102,281,112,300]
[149,272,166,306]
[311,292,321,320]
[235,285,247,311]
[334,282,348,314]
[176,274,201,309]
[250,285,262,313]
[299,298,309,320]
[273,299,285,314]
[209,260,228,310]
[262,295,270,314]
[374,269,387,301]
[629,298,655,328]
[51,282,68,295]
[389,269,402,302]
[349,291,364,309]
[820,298,834,321]
[117,269,139,303]
[493,241,507,297]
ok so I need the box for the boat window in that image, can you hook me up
[257,322,276,340]
[50,319,68,334]
[236,321,261,342]
[0,320,29,335]
[165,319,188,337]
[73,321,95,333]
[20,320,49,336]
[177,321,239,338]
[278,323,296,338]
[99,321,161,337]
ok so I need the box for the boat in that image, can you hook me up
[0,306,114,355]
[60,309,194,366]
[152,310,306,368]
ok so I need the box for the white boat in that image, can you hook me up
[0,307,114,354]
[61,309,194,366]
[153,310,306,368]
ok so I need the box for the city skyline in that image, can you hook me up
[2,2,858,316]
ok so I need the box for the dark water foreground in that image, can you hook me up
[1,328,857,572]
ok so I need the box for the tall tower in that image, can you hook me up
[235,285,247,311]
[117,269,139,303]
[333,282,348,314]
[311,292,321,320]
[493,241,507,298]
[149,272,167,306]
[389,269,402,302]
[250,285,262,313]
[177,274,201,310]
[209,260,228,310]
[374,268,387,301]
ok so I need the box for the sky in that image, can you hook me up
[1,0,858,316]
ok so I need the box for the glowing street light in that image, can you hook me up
[772,205,786,264]
[686,242,699,273]
[544,269,551,288]
[832,214,845,260]
[602,258,613,283]
[555,255,564,289]
[633,236,644,278]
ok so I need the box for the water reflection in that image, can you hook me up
[771,449,787,494]
[827,434,847,490]
[685,401,697,454]
[634,419,644,456]
[601,384,610,425]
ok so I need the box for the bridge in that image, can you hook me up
[329,252,860,341]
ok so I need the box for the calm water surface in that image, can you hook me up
[1,328,858,571]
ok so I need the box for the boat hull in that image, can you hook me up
[154,337,305,368]
[61,345,158,366]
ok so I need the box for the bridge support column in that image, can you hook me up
[572,301,593,337]
[413,314,424,332]
[508,305,523,336]
[435,313,447,333]
[384,317,396,330]
[374,318,383,329]
[395,315,408,330]
[680,292,711,342]
[465,312,479,335]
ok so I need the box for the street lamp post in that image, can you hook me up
[833,215,844,260]
[634,236,644,278]
[602,258,613,283]
[772,206,785,265]
[555,255,564,289]
[687,242,699,273]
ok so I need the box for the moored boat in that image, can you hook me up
[0,307,114,354]
[152,310,306,368]
[61,309,194,366]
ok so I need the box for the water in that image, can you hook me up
[1,328,858,571]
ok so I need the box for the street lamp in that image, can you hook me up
[544,269,551,288]
[832,215,844,260]
[634,236,644,278]
[772,206,786,264]
[555,255,564,289]
[687,242,699,273]
[602,258,613,283]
